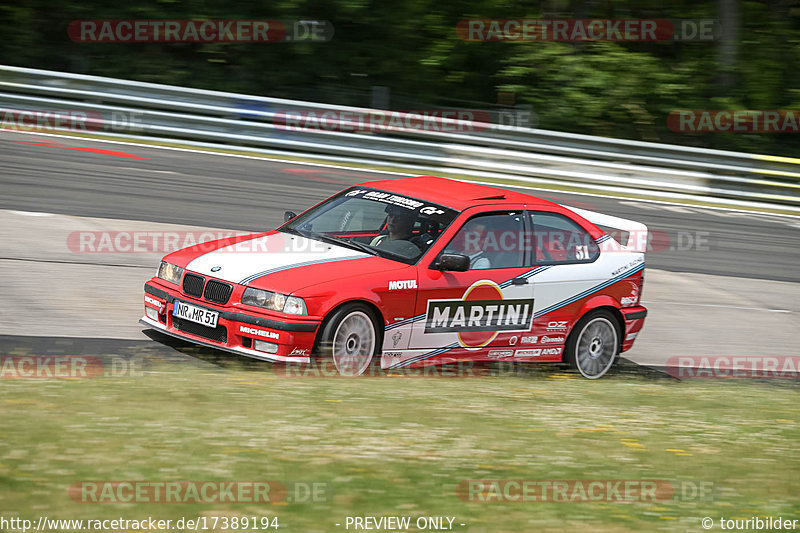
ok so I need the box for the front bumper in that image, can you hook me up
[142,281,319,363]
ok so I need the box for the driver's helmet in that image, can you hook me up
[385,203,415,219]
[462,219,489,254]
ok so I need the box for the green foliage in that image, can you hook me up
[1,0,798,155]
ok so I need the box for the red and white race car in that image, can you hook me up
[141,176,647,378]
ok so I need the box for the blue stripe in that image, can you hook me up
[391,343,460,368]
[498,265,551,288]
[385,313,425,330]
[534,263,644,318]
[240,256,363,285]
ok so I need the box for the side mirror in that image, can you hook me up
[436,253,470,271]
[284,211,298,223]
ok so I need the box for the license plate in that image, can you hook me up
[173,300,219,328]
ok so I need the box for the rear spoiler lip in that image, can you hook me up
[565,206,649,253]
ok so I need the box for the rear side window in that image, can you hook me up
[530,212,599,264]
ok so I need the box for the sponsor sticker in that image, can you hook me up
[144,295,164,311]
[514,349,541,358]
[239,326,279,340]
[388,280,417,290]
[391,332,403,348]
[620,284,640,307]
[425,280,534,348]
[546,321,568,332]
[342,189,455,225]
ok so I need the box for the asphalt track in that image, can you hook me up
[2,130,798,282]
[1,130,798,372]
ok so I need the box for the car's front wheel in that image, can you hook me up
[319,304,379,376]
[564,310,620,379]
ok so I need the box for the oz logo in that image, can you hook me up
[425,280,534,349]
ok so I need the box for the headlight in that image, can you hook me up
[283,296,307,315]
[157,261,184,285]
[242,288,307,315]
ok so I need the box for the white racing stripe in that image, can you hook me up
[185,233,367,285]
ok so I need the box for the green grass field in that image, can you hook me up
[1,352,797,532]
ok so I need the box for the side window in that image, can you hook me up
[443,212,525,270]
[531,212,599,264]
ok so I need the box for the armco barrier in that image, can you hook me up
[1,65,798,212]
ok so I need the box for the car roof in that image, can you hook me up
[358,176,559,212]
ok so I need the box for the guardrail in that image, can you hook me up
[1,64,799,212]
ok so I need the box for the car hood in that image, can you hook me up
[184,232,377,287]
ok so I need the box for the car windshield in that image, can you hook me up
[281,187,459,263]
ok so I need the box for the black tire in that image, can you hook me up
[564,310,621,379]
[318,303,380,376]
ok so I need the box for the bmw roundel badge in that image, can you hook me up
[211,266,221,272]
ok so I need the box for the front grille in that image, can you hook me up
[204,280,233,304]
[173,317,228,343]
[183,273,205,297]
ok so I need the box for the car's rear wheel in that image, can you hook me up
[565,310,619,379]
[319,304,379,376]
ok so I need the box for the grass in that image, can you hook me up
[0,353,797,532]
